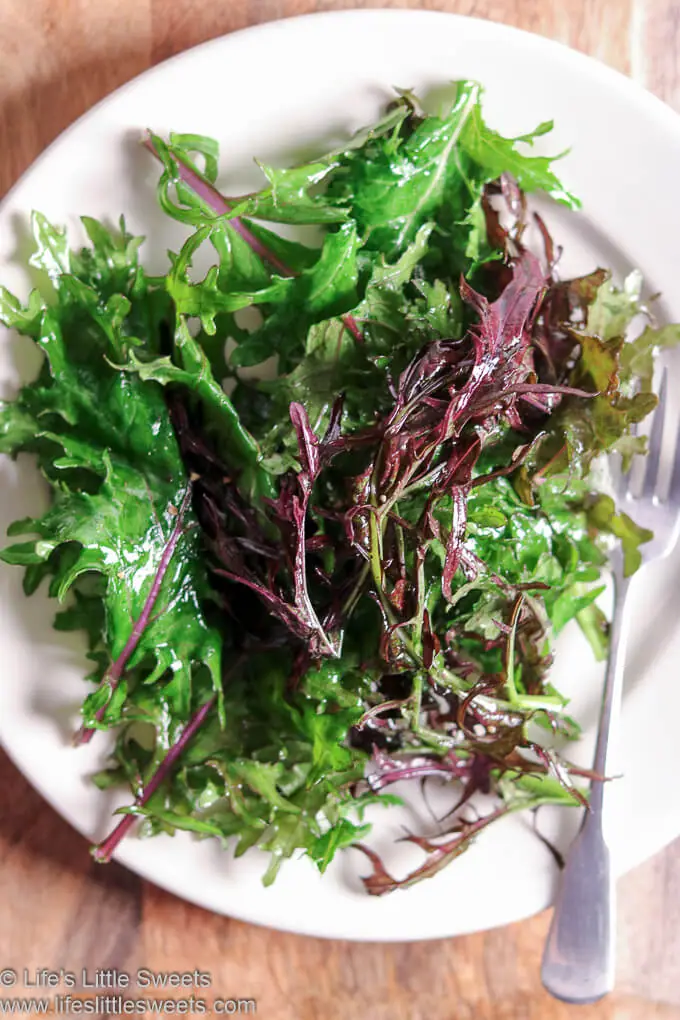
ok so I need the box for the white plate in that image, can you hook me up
[2,9,680,942]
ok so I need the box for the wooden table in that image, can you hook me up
[1,2,679,1018]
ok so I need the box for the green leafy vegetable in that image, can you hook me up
[1,83,676,893]
[0,215,223,735]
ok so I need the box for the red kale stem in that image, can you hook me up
[92,693,217,863]
[74,485,194,746]
[341,312,364,344]
[144,134,363,341]
[143,135,293,277]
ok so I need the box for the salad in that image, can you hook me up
[0,82,676,893]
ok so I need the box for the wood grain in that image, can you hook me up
[2,2,680,1018]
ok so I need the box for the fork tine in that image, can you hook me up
[610,419,638,500]
[668,412,680,506]
[611,453,630,501]
[640,367,668,499]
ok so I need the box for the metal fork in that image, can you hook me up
[541,366,680,1004]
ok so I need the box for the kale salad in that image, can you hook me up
[0,82,676,893]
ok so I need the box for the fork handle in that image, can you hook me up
[541,572,632,1003]
[540,807,614,1003]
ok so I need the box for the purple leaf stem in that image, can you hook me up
[143,135,293,278]
[144,134,362,341]
[92,693,217,863]
[74,486,193,746]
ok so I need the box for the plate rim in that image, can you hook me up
[3,8,680,213]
